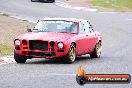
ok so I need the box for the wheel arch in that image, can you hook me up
[71,42,76,48]
[97,36,102,45]
[98,40,102,45]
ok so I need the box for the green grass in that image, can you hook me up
[90,0,132,11]
[0,44,13,56]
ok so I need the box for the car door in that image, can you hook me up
[82,21,94,53]
[75,21,91,55]
[75,22,85,55]
[85,21,97,53]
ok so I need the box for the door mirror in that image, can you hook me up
[27,28,32,32]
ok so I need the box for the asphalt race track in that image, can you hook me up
[0,0,132,88]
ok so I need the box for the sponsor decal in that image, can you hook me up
[76,66,131,85]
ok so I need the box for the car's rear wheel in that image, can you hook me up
[65,44,76,63]
[90,42,102,58]
[14,52,27,63]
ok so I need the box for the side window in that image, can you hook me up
[88,21,94,33]
[79,22,85,34]
[79,21,94,34]
[83,21,90,33]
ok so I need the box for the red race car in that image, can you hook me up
[14,18,102,63]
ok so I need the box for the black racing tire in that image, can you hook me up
[46,0,55,3]
[31,0,39,2]
[50,0,55,3]
[65,44,76,64]
[14,52,27,63]
[90,42,102,58]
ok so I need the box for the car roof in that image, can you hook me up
[40,18,86,22]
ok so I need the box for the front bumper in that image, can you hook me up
[14,40,69,58]
[15,49,67,58]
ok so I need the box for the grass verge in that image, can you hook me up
[0,44,13,56]
[0,14,35,57]
[90,0,132,11]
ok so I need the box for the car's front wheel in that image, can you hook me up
[14,52,27,63]
[65,44,76,63]
[90,42,102,58]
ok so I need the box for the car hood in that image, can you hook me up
[16,32,76,42]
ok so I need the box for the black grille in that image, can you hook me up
[29,40,48,50]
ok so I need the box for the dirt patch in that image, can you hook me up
[0,14,35,56]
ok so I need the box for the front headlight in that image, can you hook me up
[58,42,64,48]
[15,40,20,46]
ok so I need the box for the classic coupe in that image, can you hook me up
[14,18,102,63]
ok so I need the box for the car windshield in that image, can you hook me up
[33,20,78,34]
